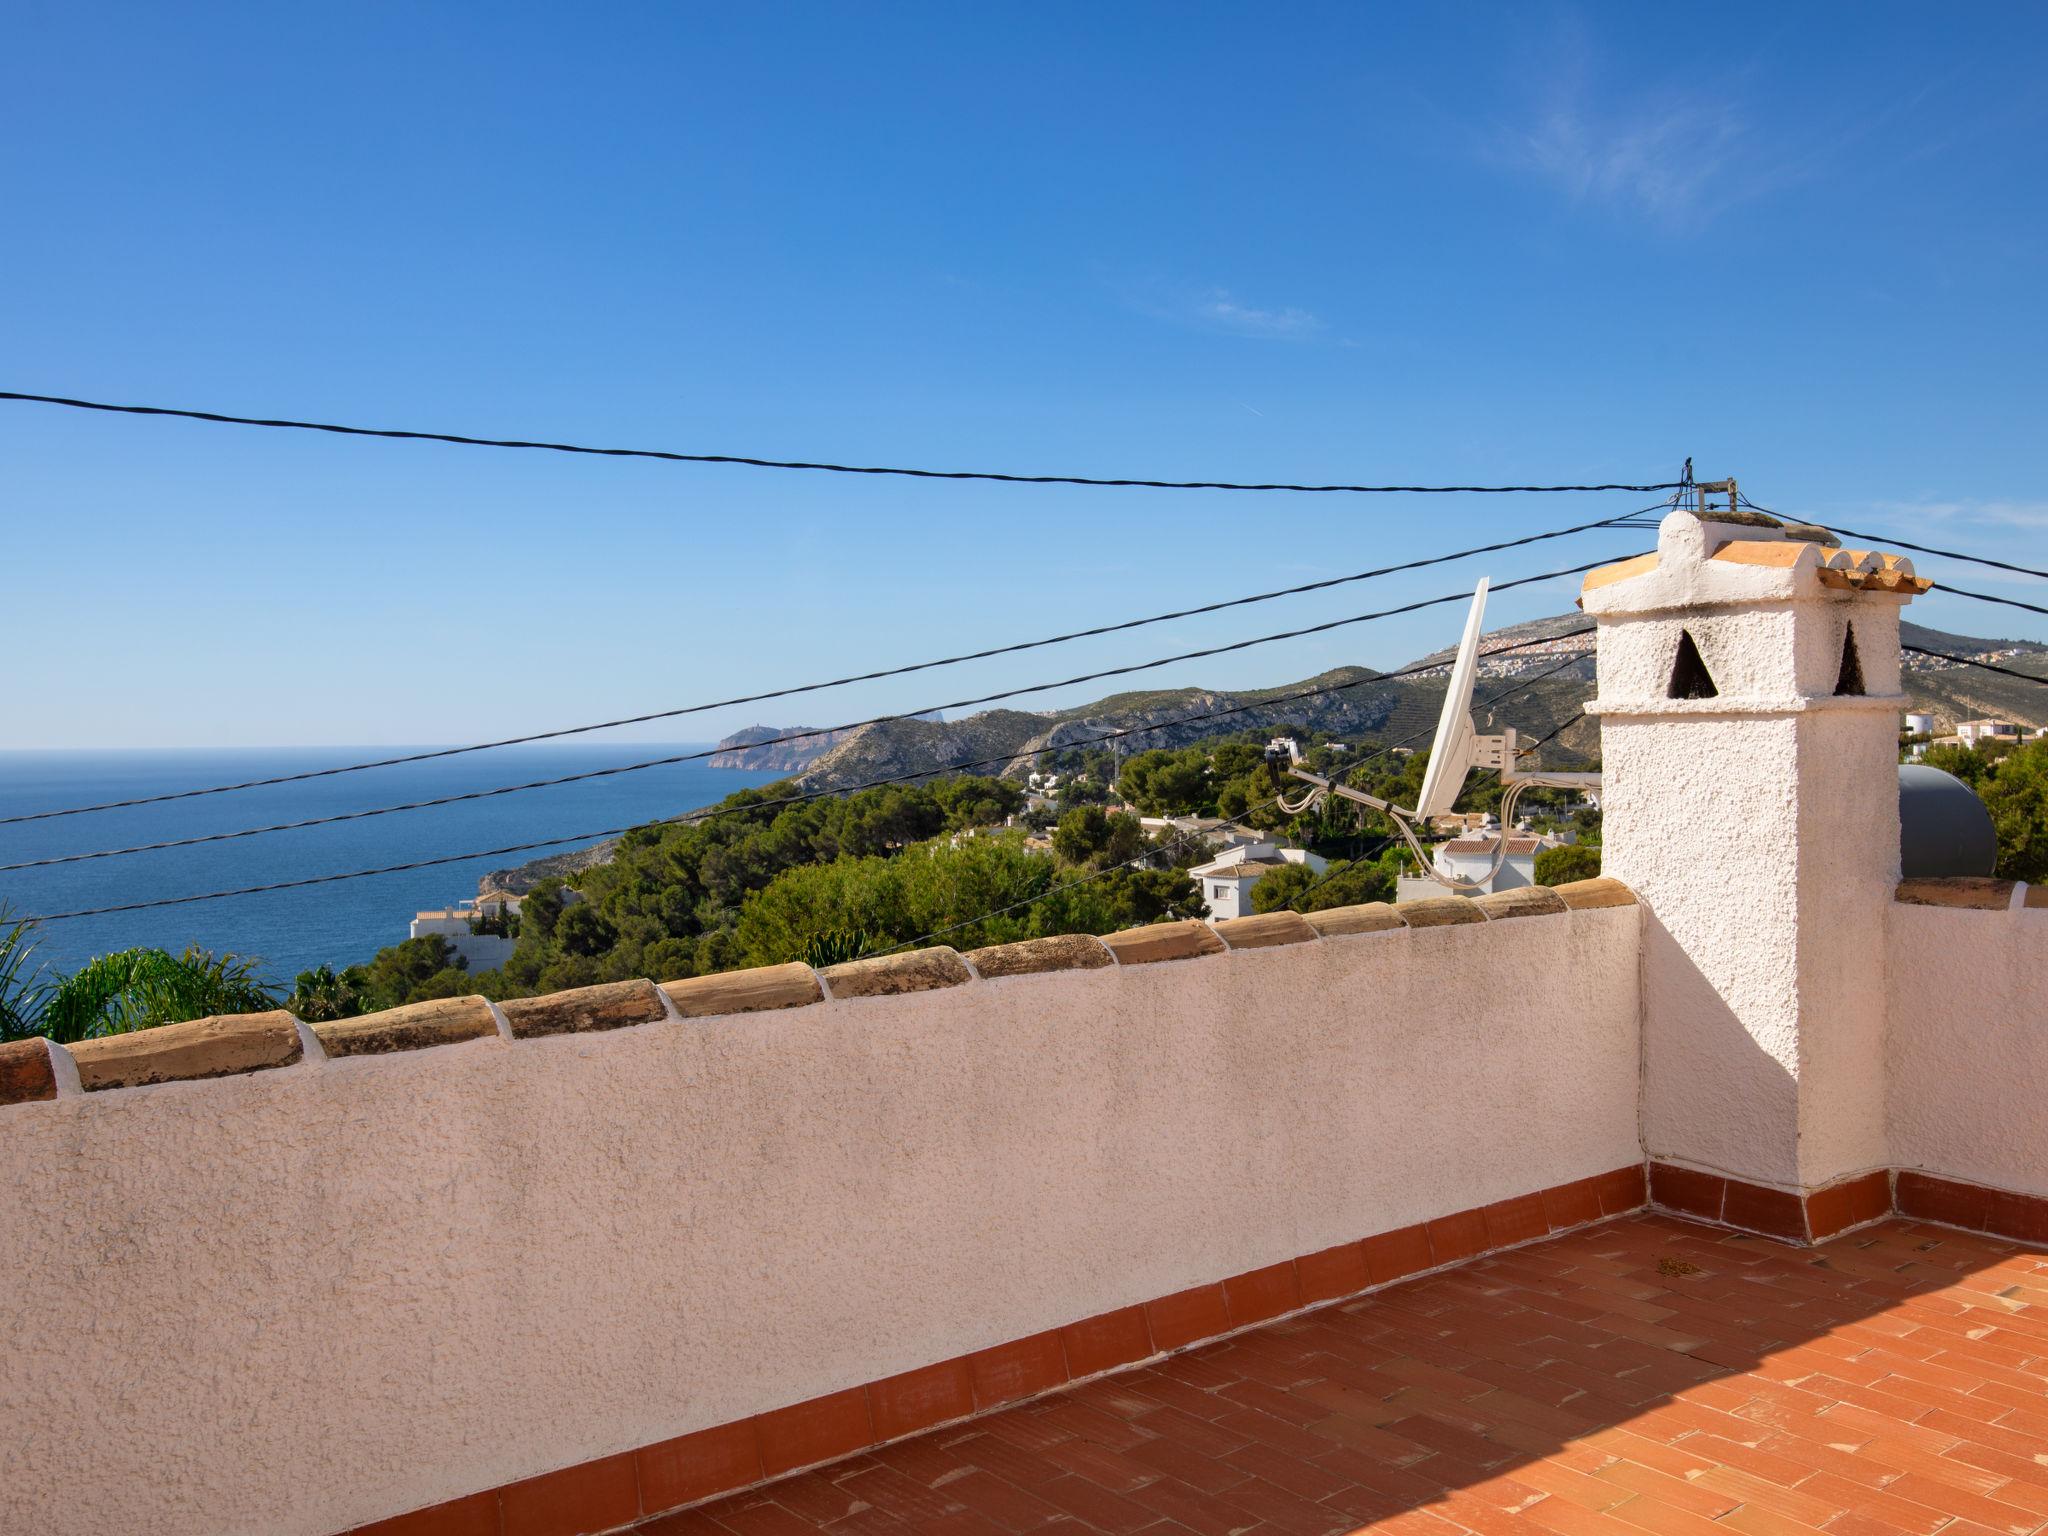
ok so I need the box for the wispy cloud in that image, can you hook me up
[1876,499,2048,532]
[1191,289,1324,340]
[1505,93,1763,226]
[1110,270,1328,342]
[1485,21,1960,231]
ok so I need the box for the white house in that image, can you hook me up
[1901,711,1934,736]
[1187,839,1327,920]
[1955,719,2021,747]
[410,895,521,972]
[1394,832,1551,902]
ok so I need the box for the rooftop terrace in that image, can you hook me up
[1,511,2043,1536]
[635,1213,2048,1536]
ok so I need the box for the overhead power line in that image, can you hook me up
[1734,499,2048,585]
[828,639,1600,955]
[1829,529,2048,584]
[1923,585,2048,619]
[3,555,1640,872]
[1902,645,2048,687]
[1279,655,1594,913]
[15,630,1591,922]
[0,390,1685,495]
[0,505,1671,827]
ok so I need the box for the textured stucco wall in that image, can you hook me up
[1592,512,1906,1193]
[1888,900,2048,1197]
[0,910,1639,1536]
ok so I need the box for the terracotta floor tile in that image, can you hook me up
[626,1216,2048,1536]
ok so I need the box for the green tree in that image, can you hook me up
[35,945,279,1044]
[1980,737,2048,882]
[1535,844,1603,886]
[1118,748,1212,815]
[287,963,374,1023]
[363,935,465,1009]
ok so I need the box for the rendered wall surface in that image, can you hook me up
[0,909,1639,1536]
[1887,901,2048,1198]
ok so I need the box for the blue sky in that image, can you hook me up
[6,2,2044,749]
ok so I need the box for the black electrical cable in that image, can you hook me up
[866,804,1292,959]
[1925,585,2048,619]
[0,391,1686,495]
[3,557,1640,872]
[15,630,1589,922]
[873,637,1598,950]
[0,505,1672,827]
[1279,654,1594,912]
[1736,497,2048,584]
[1902,645,2048,686]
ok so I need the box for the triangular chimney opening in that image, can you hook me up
[1666,629,1719,700]
[1834,623,1866,696]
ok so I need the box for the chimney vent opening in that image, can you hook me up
[1834,623,1866,696]
[1666,630,1719,700]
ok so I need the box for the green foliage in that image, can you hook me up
[0,912,52,1043]
[1117,748,1214,815]
[1247,855,1397,915]
[799,929,877,968]
[287,963,374,1023]
[35,945,279,1044]
[1978,737,2048,882]
[1050,806,1146,869]
[362,935,466,1009]
[1535,843,1603,886]
[1915,739,2047,880]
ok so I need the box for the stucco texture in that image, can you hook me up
[1887,901,2048,1198]
[0,910,1638,1536]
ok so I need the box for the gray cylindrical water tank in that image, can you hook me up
[1898,764,1998,879]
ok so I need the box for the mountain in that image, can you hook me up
[788,614,2046,792]
[481,614,2042,893]
[709,711,949,772]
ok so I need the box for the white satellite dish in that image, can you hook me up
[1270,575,1599,893]
[1412,577,1488,821]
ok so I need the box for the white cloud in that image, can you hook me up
[1505,92,1762,226]
[1192,289,1324,340]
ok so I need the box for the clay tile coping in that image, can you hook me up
[67,1010,302,1093]
[1470,886,1568,921]
[1580,551,1658,593]
[499,978,666,1039]
[1711,539,1808,569]
[661,961,823,1018]
[2028,885,2048,909]
[1302,901,1405,938]
[1397,895,1486,929]
[963,933,1112,979]
[1552,876,1637,911]
[821,947,972,999]
[1212,910,1318,950]
[1098,918,1226,966]
[0,1038,58,1107]
[1895,876,2016,911]
[313,995,499,1057]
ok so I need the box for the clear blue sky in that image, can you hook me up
[7,3,2044,749]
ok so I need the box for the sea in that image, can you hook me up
[0,748,783,986]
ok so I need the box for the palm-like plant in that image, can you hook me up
[0,913,52,1043]
[0,912,282,1045]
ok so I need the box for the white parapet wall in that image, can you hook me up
[1887,891,2048,1199]
[0,900,1640,1536]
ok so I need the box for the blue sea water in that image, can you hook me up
[0,748,782,984]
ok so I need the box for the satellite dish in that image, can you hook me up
[1413,578,1488,821]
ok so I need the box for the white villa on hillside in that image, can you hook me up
[1188,838,1327,920]
[410,893,521,971]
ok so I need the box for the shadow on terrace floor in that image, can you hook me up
[631,1213,2048,1536]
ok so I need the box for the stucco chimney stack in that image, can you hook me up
[1583,510,1928,1200]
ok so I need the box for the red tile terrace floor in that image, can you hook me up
[632,1214,2048,1536]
